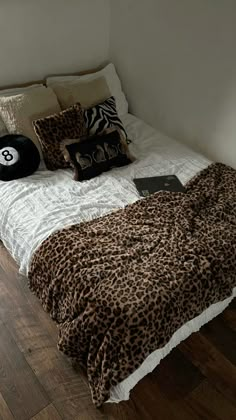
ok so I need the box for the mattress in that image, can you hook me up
[0,113,235,403]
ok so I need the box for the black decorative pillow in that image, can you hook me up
[61,129,135,181]
[84,96,131,144]
[0,134,40,181]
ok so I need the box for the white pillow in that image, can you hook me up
[51,77,111,110]
[46,63,128,117]
[0,84,44,137]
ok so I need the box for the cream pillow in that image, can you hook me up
[0,83,44,137]
[47,63,129,117]
[52,77,111,110]
[0,86,61,160]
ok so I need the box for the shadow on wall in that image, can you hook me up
[0,0,110,87]
[162,83,236,170]
[109,0,236,169]
[205,86,236,168]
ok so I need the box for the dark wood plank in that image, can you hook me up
[0,393,14,420]
[31,404,62,420]
[0,321,49,420]
[223,304,236,332]
[201,316,236,365]
[0,260,58,344]
[130,380,178,420]
[129,374,201,420]
[179,332,236,407]
[0,242,18,276]
[184,380,236,420]
[0,266,28,317]
[102,400,143,420]
[152,347,204,399]
[5,305,56,354]
[25,346,105,420]
[228,298,236,309]
[32,300,58,344]
[51,399,105,420]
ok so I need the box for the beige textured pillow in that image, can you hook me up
[52,77,111,110]
[0,86,61,160]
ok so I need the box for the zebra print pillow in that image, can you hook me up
[84,96,130,144]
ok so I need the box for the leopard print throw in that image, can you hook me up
[28,163,236,406]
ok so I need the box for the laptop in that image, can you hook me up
[134,175,185,197]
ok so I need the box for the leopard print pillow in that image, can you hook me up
[33,103,87,170]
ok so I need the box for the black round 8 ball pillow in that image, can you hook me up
[0,134,40,181]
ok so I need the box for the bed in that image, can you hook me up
[0,111,235,406]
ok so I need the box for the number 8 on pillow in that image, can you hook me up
[0,134,40,181]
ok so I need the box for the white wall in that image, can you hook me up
[110,0,236,168]
[0,0,110,87]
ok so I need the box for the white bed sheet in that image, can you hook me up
[0,113,235,403]
[0,113,211,275]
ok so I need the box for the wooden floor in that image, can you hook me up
[0,244,235,420]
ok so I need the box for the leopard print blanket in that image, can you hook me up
[28,163,236,407]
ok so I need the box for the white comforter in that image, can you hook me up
[0,113,211,275]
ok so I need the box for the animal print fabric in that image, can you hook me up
[33,103,87,171]
[84,96,129,143]
[28,163,236,407]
